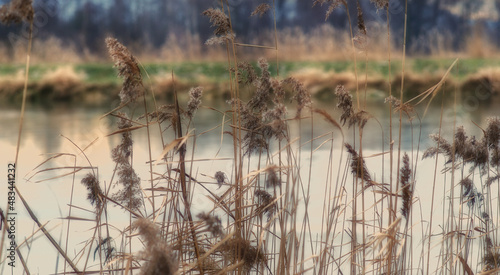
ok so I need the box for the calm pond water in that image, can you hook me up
[0,98,498,273]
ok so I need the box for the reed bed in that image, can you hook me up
[2,0,500,274]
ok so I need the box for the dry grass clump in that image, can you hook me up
[38,66,85,99]
[134,218,179,275]
[152,72,190,99]
[461,68,500,100]
[32,37,85,63]
[0,69,25,99]
[289,68,384,97]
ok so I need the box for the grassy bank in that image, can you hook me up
[0,58,499,106]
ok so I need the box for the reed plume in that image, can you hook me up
[186,86,203,119]
[345,143,373,187]
[248,58,273,113]
[106,37,143,103]
[486,175,500,186]
[214,171,226,188]
[284,76,311,119]
[134,218,178,275]
[459,178,483,209]
[202,8,231,36]
[370,0,389,9]
[80,173,103,209]
[264,165,280,188]
[400,153,412,219]
[356,0,366,36]
[251,3,271,18]
[217,237,266,271]
[385,95,415,117]
[336,85,370,128]
[111,113,143,211]
[312,0,346,20]
[262,79,287,140]
[483,236,500,271]
[425,123,491,173]
[139,104,176,124]
[255,189,277,220]
[202,8,234,45]
[0,0,33,24]
[486,117,500,167]
[235,61,257,85]
[335,85,354,126]
[232,58,289,155]
[197,212,224,237]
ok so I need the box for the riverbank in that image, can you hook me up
[0,58,499,106]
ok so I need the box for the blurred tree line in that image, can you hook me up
[0,0,498,57]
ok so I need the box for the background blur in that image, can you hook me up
[0,0,499,63]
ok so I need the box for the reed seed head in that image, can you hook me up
[400,153,412,219]
[114,163,143,211]
[106,37,143,103]
[139,104,175,124]
[370,0,389,9]
[385,95,415,116]
[81,173,103,209]
[265,165,280,188]
[335,85,354,126]
[218,237,266,271]
[248,58,272,113]
[255,189,277,220]
[202,8,231,36]
[111,112,133,165]
[460,178,483,209]
[345,143,373,185]
[236,61,258,85]
[251,3,271,17]
[284,77,311,119]
[356,0,367,35]
[485,118,500,165]
[197,212,224,237]
[134,218,178,275]
[0,0,33,25]
[186,87,203,119]
[313,0,346,20]
[486,175,500,186]
[214,171,226,187]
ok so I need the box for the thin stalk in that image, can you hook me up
[173,72,203,274]
[426,99,445,275]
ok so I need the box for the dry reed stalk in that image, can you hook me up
[0,0,34,268]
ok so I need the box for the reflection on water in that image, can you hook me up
[0,100,498,273]
[1,100,496,156]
